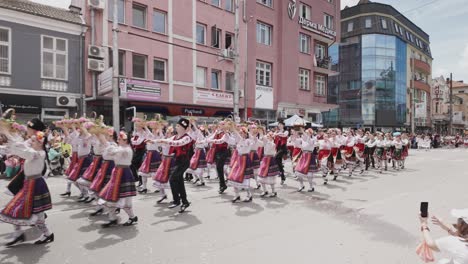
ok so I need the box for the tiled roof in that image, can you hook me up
[452,81,467,88]
[0,0,82,25]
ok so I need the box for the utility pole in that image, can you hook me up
[112,0,120,130]
[411,55,415,134]
[447,73,453,135]
[233,0,240,122]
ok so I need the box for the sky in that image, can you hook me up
[31,0,468,82]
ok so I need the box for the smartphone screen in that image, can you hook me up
[420,202,429,218]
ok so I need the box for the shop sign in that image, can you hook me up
[415,102,427,118]
[182,108,205,116]
[195,90,233,106]
[120,78,161,102]
[255,85,274,110]
[298,17,336,39]
[97,67,113,96]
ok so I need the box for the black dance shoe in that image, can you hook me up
[179,203,190,213]
[243,196,253,203]
[218,186,227,194]
[101,219,118,228]
[89,208,104,216]
[269,192,278,197]
[60,191,71,197]
[84,197,95,204]
[138,189,148,194]
[297,186,305,192]
[231,196,240,203]
[115,208,120,214]
[156,195,167,204]
[256,184,261,190]
[5,234,25,247]
[260,191,269,197]
[123,216,138,226]
[193,179,200,185]
[168,202,181,209]
[308,188,315,192]
[196,182,205,187]
[34,233,54,245]
[77,196,87,202]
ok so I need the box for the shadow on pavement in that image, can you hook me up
[83,225,139,250]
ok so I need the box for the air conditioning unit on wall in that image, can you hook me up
[88,58,105,72]
[88,0,104,9]
[88,45,106,58]
[56,96,77,107]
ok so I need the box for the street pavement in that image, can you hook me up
[0,148,467,264]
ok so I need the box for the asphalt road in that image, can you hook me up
[0,148,467,264]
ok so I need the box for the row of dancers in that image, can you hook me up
[0,110,412,246]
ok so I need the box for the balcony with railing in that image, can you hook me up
[411,79,431,93]
[411,58,431,74]
[314,56,338,76]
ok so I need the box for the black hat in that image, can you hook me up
[177,118,189,130]
[27,118,46,131]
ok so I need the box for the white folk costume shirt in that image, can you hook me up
[355,135,367,144]
[65,130,80,153]
[330,137,342,148]
[103,142,118,160]
[236,137,253,155]
[392,140,403,149]
[319,138,332,150]
[262,138,277,156]
[209,131,231,145]
[383,138,392,147]
[91,136,106,156]
[375,139,385,148]
[131,129,148,146]
[366,139,377,148]
[76,133,92,157]
[402,139,409,146]
[161,136,175,156]
[191,130,207,149]
[301,134,318,152]
[249,136,261,152]
[346,136,356,147]
[8,142,45,177]
[435,236,468,264]
[106,145,133,166]
[164,134,192,147]
[145,129,163,151]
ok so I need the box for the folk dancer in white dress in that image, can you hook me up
[227,126,255,203]
[0,126,54,246]
[98,131,138,228]
[295,128,319,192]
[152,126,175,204]
[257,131,279,197]
[138,119,163,194]
[373,133,386,173]
[391,134,404,171]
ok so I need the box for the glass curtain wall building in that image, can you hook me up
[329,1,432,131]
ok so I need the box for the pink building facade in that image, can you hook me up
[81,0,340,124]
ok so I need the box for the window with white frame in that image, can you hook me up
[196,23,206,44]
[365,18,372,28]
[315,74,326,95]
[42,36,67,80]
[257,0,273,8]
[315,42,326,60]
[347,22,353,32]
[108,0,125,23]
[132,4,147,29]
[381,19,387,29]
[225,0,234,12]
[299,33,310,54]
[196,66,207,87]
[300,3,311,20]
[256,21,272,46]
[256,61,272,86]
[153,58,166,81]
[211,69,220,89]
[299,68,310,90]
[324,14,334,29]
[153,9,166,34]
[211,26,221,48]
[132,54,147,79]
[0,27,11,74]
[211,0,220,7]
[225,72,234,91]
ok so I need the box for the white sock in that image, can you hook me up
[142,177,148,189]
[66,182,72,192]
[123,207,135,218]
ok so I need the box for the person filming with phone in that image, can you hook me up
[417,203,468,264]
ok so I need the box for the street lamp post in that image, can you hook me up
[112,0,120,130]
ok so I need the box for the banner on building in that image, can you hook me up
[120,78,161,101]
[98,67,113,96]
[415,102,426,118]
[195,90,233,106]
[255,85,274,109]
